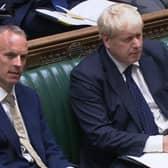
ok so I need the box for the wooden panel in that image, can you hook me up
[143,9,168,39]
[27,26,99,69]
[27,9,168,69]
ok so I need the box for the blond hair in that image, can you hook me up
[97,3,143,38]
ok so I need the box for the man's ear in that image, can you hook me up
[102,34,111,49]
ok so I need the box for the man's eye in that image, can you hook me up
[125,37,132,42]
[5,53,16,58]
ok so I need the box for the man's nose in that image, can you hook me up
[133,38,141,48]
[14,55,22,66]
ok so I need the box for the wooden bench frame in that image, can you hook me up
[27,9,168,70]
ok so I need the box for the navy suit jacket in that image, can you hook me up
[0,83,73,168]
[70,39,168,168]
[114,0,168,13]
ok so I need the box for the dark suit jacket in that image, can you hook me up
[0,82,74,168]
[114,0,168,13]
[0,0,87,40]
[70,39,168,168]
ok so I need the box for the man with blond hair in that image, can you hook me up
[71,3,168,168]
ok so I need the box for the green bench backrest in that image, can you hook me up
[20,58,81,164]
[160,37,168,47]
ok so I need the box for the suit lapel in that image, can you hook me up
[15,84,44,160]
[140,54,162,96]
[99,46,142,130]
[0,104,21,156]
[140,53,168,117]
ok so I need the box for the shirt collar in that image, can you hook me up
[0,86,15,102]
[106,48,140,74]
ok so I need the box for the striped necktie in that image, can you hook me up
[5,94,47,168]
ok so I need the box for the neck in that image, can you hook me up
[3,84,13,93]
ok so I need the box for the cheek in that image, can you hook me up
[118,46,129,56]
[20,60,26,67]
[0,66,7,80]
[22,61,26,69]
[0,61,7,71]
[116,43,130,54]
[121,46,132,56]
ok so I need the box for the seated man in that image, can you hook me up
[0,24,77,168]
[70,3,168,168]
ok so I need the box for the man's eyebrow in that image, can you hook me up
[4,52,16,55]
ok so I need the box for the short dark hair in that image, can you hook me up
[0,25,26,39]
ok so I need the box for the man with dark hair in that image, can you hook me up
[0,24,76,168]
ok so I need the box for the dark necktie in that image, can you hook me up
[51,0,68,11]
[124,65,158,135]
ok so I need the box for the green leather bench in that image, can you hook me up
[20,58,82,164]
[160,37,168,46]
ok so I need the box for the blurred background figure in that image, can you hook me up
[0,0,86,40]
[0,0,168,40]
[114,0,168,13]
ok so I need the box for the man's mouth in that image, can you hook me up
[8,71,21,78]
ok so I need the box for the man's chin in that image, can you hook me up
[131,54,141,62]
[7,79,19,86]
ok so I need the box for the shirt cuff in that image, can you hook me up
[143,135,163,152]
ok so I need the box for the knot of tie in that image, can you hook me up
[5,94,15,107]
[124,65,133,80]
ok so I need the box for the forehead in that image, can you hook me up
[115,25,142,38]
[0,31,28,52]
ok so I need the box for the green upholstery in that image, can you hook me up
[20,58,82,164]
[160,37,168,47]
